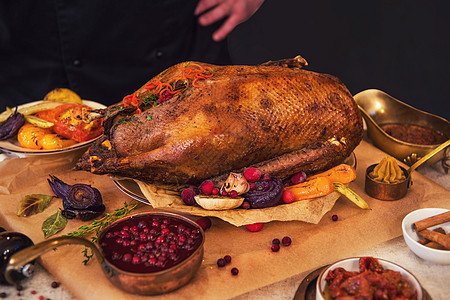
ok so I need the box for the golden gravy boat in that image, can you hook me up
[354,89,450,168]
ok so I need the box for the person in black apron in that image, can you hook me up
[0,0,264,107]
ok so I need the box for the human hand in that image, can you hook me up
[195,0,264,41]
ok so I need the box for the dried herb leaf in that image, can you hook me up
[17,194,55,217]
[42,209,67,238]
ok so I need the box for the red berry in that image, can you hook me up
[281,236,292,246]
[249,182,256,190]
[271,243,280,252]
[241,201,250,209]
[221,190,228,196]
[212,187,219,195]
[181,188,196,205]
[291,171,307,185]
[224,255,232,264]
[243,167,261,182]
[272,238,280,245]
[231,267,239,275]
[200,180,215,195]
[282,190,295,204]
[245,222,264,232]
[229,190,238,198]
[332,214,338,221]
[263,173,271,182]
[217,258,226,267]
[196,217,212,231]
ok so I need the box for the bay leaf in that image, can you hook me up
[17,194,55,217]
[42,209,67,238]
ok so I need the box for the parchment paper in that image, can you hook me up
[135,180,341,226]
[0,141,449,300]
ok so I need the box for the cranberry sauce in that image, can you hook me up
[99,214,203,273]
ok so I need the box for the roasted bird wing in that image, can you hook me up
[76,56,363,186]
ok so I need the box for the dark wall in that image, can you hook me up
[228,0,450,120]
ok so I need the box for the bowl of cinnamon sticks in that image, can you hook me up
[402,208,450,264]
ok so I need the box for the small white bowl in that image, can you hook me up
[402,208,450,264]
[316,257,423,300]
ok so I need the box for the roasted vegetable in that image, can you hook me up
[36,103,103,142]
[284,176,334,201]
[308,164,356,184]
[0,109,25,140]
[333,182,370,209]
[17,124,51,149]
[47,175,105,221]
[43,88,83,104]
[0,102,65,123]
[244,176,283,208]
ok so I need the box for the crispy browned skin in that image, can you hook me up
[76,57,363,186]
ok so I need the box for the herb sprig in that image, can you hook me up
[66,201,141,264]
[66,201,140,243]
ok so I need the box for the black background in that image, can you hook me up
[228,0,450,120]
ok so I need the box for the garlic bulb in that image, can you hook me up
[220,172,250,195]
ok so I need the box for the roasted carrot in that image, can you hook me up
[308,164,356,184]
[284,176,334,201]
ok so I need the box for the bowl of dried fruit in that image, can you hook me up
[5,211,205,295]
[316,256,423,300]
[402,208,450,264]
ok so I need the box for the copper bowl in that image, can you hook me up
[365,163,409,200]
[354,89,450,167]
[5,211,205,296]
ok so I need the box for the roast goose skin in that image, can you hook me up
[76,56,363,186]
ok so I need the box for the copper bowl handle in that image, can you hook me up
[5,236,103,286]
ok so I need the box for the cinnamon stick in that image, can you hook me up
[418,229,450,250]
[413,211,450,232]
[417,227,446,245]
[423,235,449,250]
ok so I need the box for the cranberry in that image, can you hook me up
[281,236,292,246]
[200,180,215,195]
[122,253,132,262]
[241,201,250,209]
[245,222,264,232]
[212,187,219,195]
[221,190,228,196]
[249,182,256,190]
[231,267,239,275]
[263,173,271,182]
[229,190,238,198]
[181,188,196,205]
[244,167,261,182]
[332,214,338,222]
[224,255,232,264]
[291,171,307,185]
[271,243,280,252]
[217,258,226,267]
[132,256,141,264]
[282,190,295,204]
[196,217,212,231]
[272,238,280,245]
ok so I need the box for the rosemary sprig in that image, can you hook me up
[66,201,141,265]
[66,201,141,243]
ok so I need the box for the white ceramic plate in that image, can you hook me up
[316,257,423,300]
[402,208,450,264]
[0,100,106,156]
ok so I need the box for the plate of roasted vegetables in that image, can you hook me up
[0,88,106,155]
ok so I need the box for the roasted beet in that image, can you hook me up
[244,176,283,208]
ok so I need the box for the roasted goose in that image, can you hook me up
[76,56,363,186]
